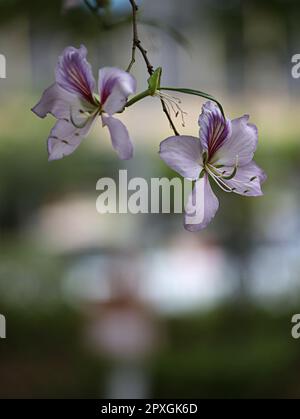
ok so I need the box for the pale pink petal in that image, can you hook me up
[159,135,203,180]
[56,45,96,104]
[47,115,95,161]
[198,101,232,159]
[102,115,133,160]
[212,115,258,167]
[185,175,219,231]
[99,67,136,115]
[222,161,266,196]
[31,83,79,119]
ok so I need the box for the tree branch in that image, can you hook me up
[84,0,98,13]
[127,0,179,136]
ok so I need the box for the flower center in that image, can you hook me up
[202,152,239,193]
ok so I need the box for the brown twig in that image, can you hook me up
[127,0,179,136]
[84,0,98,13]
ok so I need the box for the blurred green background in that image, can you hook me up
[0,0,300,398]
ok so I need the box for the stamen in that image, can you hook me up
[205,165,233,193]
[207,155,239,181]
[155,91,187,127]
[206,163,223,178]
[69,106,98,129]
[221,166,237,180]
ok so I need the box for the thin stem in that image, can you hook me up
[127,0,154,74]
[125,89,150,107]
[127,0,179,136]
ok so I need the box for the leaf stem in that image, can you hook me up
[125,89,151,107]
[159,87,225,118]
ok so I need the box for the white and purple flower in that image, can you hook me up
[32,45,136,161]
[159,101,266,231]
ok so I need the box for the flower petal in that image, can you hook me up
[47,115,95,161]
[31,83,79,119]
[102,115,133,160]
[55,45,96,104]
[212,115,258,167]
[159,136,203,180]
[99,67,136,115]
[199,101,232,159]
[222,161,266,196]
[184,175,219,231]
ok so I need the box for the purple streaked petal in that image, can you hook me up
[99,67,136,115]
[212,115,258,167]
[184,174,219,231]
[31,83,79,119]
[47,115,95,161]
[55,45,96,104]
[198,101,232,159]
[159,135,203,180]
[102,115,133,160]
[222,161,266,196]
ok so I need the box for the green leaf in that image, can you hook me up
[148,67,162,96]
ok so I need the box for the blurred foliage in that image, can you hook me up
[1,0,300,399]
[0,129,119,233]
[0,0,129,40]
[1,114,300,234]
[151,303,300,398]
[0,300,108,398]
[0,0,189,49]
[0,300,299,398]
[204,0,300,24]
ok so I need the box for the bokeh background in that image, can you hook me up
[0,0,300,398]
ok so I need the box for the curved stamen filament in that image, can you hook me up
[156,91,187,127]
[70,106,99,129]
[206,163,223,177]
[206,156,239,181]
[205,165,233,193]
